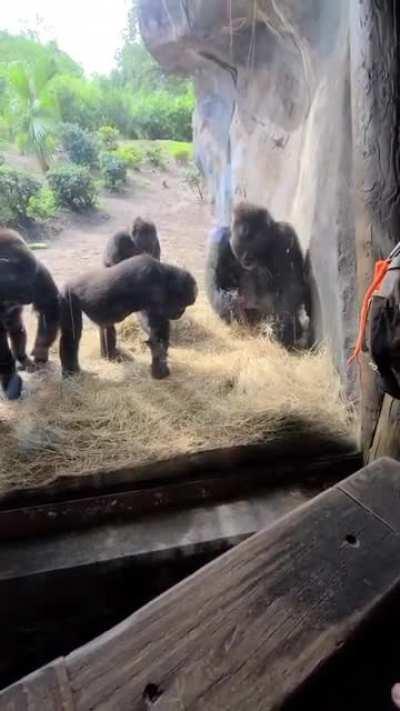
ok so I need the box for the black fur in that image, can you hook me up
[206,203,311,348]
[103,217,161,267]
[0,228,60,399]
[60,255,197,379]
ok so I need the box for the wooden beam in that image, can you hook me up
[3,457,400,709]
[0,451,360,542]
[350,0,400,461]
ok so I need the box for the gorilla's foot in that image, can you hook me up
[151,359,170,380]
[3,373,23,400]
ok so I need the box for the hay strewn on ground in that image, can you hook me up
[0,299,355,492]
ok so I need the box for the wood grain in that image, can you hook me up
[3,458,400,710]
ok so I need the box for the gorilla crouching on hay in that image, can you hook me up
[0,228,60,400]
[60,255,197,380]
[103,217,161,267]
[206,203,311,348]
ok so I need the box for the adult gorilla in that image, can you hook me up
[206,203,311,348]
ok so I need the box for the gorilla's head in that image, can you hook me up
[164,266,198,320]
[132,217,160,260]
[230,202,275,270]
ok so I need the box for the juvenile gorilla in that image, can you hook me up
[103,217,161,267]
[60,255,197,379]
[0,228,60,400]
[206,203,310,348]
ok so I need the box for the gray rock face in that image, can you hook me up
[139,0,358,396]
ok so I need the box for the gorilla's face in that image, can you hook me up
[230,204,275,270]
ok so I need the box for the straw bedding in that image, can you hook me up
[0,299,355,493]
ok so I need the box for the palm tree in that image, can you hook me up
[8,58,58,172]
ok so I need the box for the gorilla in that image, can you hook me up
[206,202,311,348]
[60,255,198,380]
[102,217,162,355]
[0,228,60,400]
[103,217,161,267]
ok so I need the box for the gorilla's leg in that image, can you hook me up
[100,326,118,360]
[145,312,170,379]
[137,311,151,337]
[4,306,31,370]
[31,303,60,365]
[59,291,83,376]
[0,322,22,400]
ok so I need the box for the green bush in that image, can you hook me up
[97,125,120,150]
[61,123,99,167]
[129,90,194,141]
[0,166,40,225]
[145,144,165,168]
[27,187,58,220]
[47,164,97,211]
[100,152,127,190]
[114,144,143,169]
[171,145,191,164]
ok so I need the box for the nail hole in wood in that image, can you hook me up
[344,534,360,548]
[143,683,163,706]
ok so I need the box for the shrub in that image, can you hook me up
[47,164,97,211]
[27,187,58,221]
[61,123,99,167]
[114,144,143,170]
[97,125,120,150]
[129,90,194,141]
[145,144,165,169]
[0,166,40,225]
[100,152,127,190]
[171,145,191,164]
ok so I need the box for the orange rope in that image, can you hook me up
[348,259,391,365]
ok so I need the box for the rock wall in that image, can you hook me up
[139,0,358,397]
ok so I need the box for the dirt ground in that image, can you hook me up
[33,166,212,290]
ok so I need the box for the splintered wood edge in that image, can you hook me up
[1,456,399,710]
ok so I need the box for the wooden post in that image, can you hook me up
[350,0,400,461]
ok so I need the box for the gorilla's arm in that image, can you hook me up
[205,227,244,323]
[31,264,60,363]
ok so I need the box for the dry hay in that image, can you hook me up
[0,299,355,493]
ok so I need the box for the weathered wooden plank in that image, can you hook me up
[0,659,73,711]
[0,452,360,542]
[339,456,400,531]
[3,458,400,710]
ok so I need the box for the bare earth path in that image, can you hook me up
[37,166,212,289]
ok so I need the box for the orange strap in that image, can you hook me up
[348,259,391,365]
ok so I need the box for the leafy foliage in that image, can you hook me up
[61,123,99,167]
[100,152,128,190]
[114,143,144,169]
[130,90,194,141]
[7,58,59,171]
[97,125,120,150]
[0,165,41,225]
[27,186,58,220]
[50,74,102,131]
[0,29,195,151]
[47,164,97,210]
[145,143,165,168]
